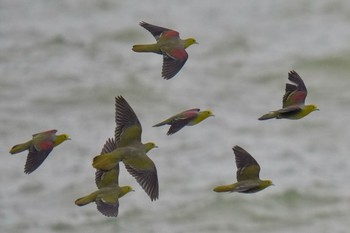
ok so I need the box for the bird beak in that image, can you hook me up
[67,137,72,140]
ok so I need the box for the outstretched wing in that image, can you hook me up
[162,51,188,80]
[32,129,57,138]
[166,119,192,135]
[139,21,173,40]
[153,108,199,134]
[95,167,120,189]
[233,146,261,182]
[95,138,119,189]
[283,70,308,107]
[153,108,199,126]
[95,192,119,217]
[123,155,159,201]
[96,196,119,217]
[114,96,142,147]
[24,147,53,174]
[100,138,117,154]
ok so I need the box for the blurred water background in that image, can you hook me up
[1,0,350,233]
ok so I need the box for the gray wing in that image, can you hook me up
[139,21,171,40]
[96,199,119,217]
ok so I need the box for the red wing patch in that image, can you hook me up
[161,30,180,39]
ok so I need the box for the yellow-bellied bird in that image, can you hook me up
[213,146,273,193]
[132,21,198,80]
[153,108,214,135]
[93,96,159,201]
[75,138,134,217]
[9,129,70,174]
[259,70,319,120]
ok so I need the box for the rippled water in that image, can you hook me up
[1,1,350,233]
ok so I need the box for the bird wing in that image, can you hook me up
[96,199,119,217]
[95,138,121,216]
[233,146,261,182]
[24,146,53,174]
[153,108,199,134]
[95,166,120,189]
[100,138,117,154]
[32,129,57,138]
[161,50,188,80]
[153,108,200,126]
[166,118,193,135]
[95,138,119,188]
[282,70,308,107]
[123,154,159,201]
[139,21,173,40]
[275,105,302,114]
[24,130,59,173]
[32,129,59,152]
[232,181,260,193]
[114,96,142,147]
[100,190,119,204]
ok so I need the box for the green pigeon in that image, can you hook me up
[75,138,134,217]
[258,70,319,120]
[94,138,157,190]
[213,145,273,194]
[9,129,70,174]
[132,21,198,80]
[153,108,214,135]
[93,96,159,201]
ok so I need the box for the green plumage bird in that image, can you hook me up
[213,145,273,194]
[93,96,159,201]
[75,138,134,217]
[259,70,319,120]
[9,129,70,174]
[94,138,157,191]
[132,21,198,80]
[153,108,214,135]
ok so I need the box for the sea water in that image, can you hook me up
[1,1,350,233]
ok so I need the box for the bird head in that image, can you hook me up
[306,104,319,113]
[54,134,71,146]
[262,180,274,189]
[119,186,135,198]
[194,110,214,124]
[184,38,198,49]
[310,104,319,111]
[144,142,158,153]
[202,110,215,118]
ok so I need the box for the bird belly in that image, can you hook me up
[278,110,303,120]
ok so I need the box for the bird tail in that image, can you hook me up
[75,191,98,206]
[132,44,160,53]
[213,184,234,193]
[153,117,174,127]
[258,111,278,120]
[9,140,32,154]
[152,121,167,127]
[92,154,117,171]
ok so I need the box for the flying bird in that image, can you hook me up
[75,138,134,217]
[132,21,198,80]
[9,129,70,174]
[258,70,319,120]
[153,108,214,135]
[93,96,159,201]
[213,145,273,194]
